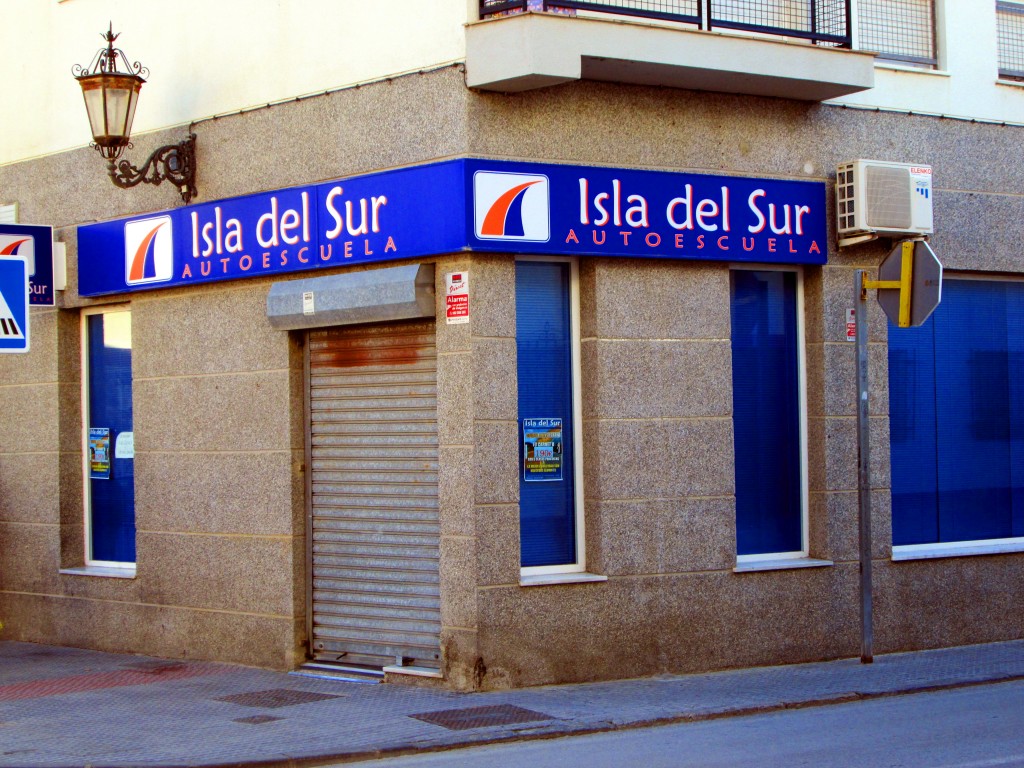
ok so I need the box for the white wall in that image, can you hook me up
[5,0,1024,166]
[831,0,1024,123]
[1,0,468,166]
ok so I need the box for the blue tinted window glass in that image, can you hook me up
[516,261,576,567]
[731,270,802,555]
[890,280,1024,544]
[88,312,135,563]
[888,320,939,545]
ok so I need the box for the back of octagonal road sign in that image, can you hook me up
[877,240,943,328]
[0,254,30,353]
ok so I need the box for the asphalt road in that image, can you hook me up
[341,679,1024,768]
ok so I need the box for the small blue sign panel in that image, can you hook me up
[77,159,828,297]
[0,255,30,353]
[0,224,54,306]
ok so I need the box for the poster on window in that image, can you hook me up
[522,417,563,482]
[89,427,111,479]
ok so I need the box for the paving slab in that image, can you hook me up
[1,639,1023,767]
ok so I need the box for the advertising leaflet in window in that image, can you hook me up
[89,427,111,479]
[522,418,563,482]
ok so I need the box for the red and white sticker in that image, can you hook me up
[846,308,856,341]
[446,272,469,325]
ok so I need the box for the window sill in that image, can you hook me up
[874,62,948,77]
[996,78,1024,89]
[893,539,1024,562]
[519,572,608,587]
[733,557,833,573]
[60,565,136,579]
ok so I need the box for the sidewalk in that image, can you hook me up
[2,639,1024,767]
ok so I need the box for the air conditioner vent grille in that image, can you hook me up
[865,165,912,230]
[837,164,856,232]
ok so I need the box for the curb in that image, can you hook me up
[172,671,1024,768]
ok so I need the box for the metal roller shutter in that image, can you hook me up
[307,320,440,670]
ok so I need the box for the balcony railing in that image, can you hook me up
[480,0,853,48]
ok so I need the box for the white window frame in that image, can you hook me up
[891,272,1024,562]
[730,265,814,570]
[80,304,136,571]
[515,255,591,581]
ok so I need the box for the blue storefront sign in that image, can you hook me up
[0,224,54,306]
[78,159,827,296]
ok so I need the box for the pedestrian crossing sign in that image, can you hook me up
[0,255,29,353]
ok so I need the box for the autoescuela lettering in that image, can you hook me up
[77,159,825,297]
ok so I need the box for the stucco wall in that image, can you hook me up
[0,0,470,166]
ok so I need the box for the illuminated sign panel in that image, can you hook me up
[0,224,54,305]
[78,160,826,296]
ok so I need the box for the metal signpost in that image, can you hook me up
[853,239,942,663]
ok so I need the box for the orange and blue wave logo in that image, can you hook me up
[474,171,549,242]
[124,216,173,285]
[0,236,34,274]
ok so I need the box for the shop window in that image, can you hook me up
[858,0,937,67]
[997,1,1024,80]
[889,278,1024,548]
[82,307,136,565]
[515,258,585,573]
[730,269,807,558]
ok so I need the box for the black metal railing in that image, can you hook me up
[997,1,1024,80]
[480,0,853,47]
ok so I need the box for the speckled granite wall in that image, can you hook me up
[462,77,1024,688]
[0,67,472,670]
[2,66,1023,685]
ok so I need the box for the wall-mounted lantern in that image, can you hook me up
[73,25,196,204]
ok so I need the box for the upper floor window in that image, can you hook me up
[858,0,937,67]
[997,1,1024,80]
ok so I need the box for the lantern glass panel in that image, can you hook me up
[82,86,107,140]
[124,91,139,142]
[105,86,133,140]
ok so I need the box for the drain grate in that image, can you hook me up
[410,704,553,731]
[216,688,342,709]
[233,715,284,725]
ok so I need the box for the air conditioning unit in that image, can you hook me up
[836,160,933,239]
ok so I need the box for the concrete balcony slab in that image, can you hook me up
[466,12,875,101]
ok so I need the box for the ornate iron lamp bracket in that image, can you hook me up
[74,25,199,205]
[104,133,197,204]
